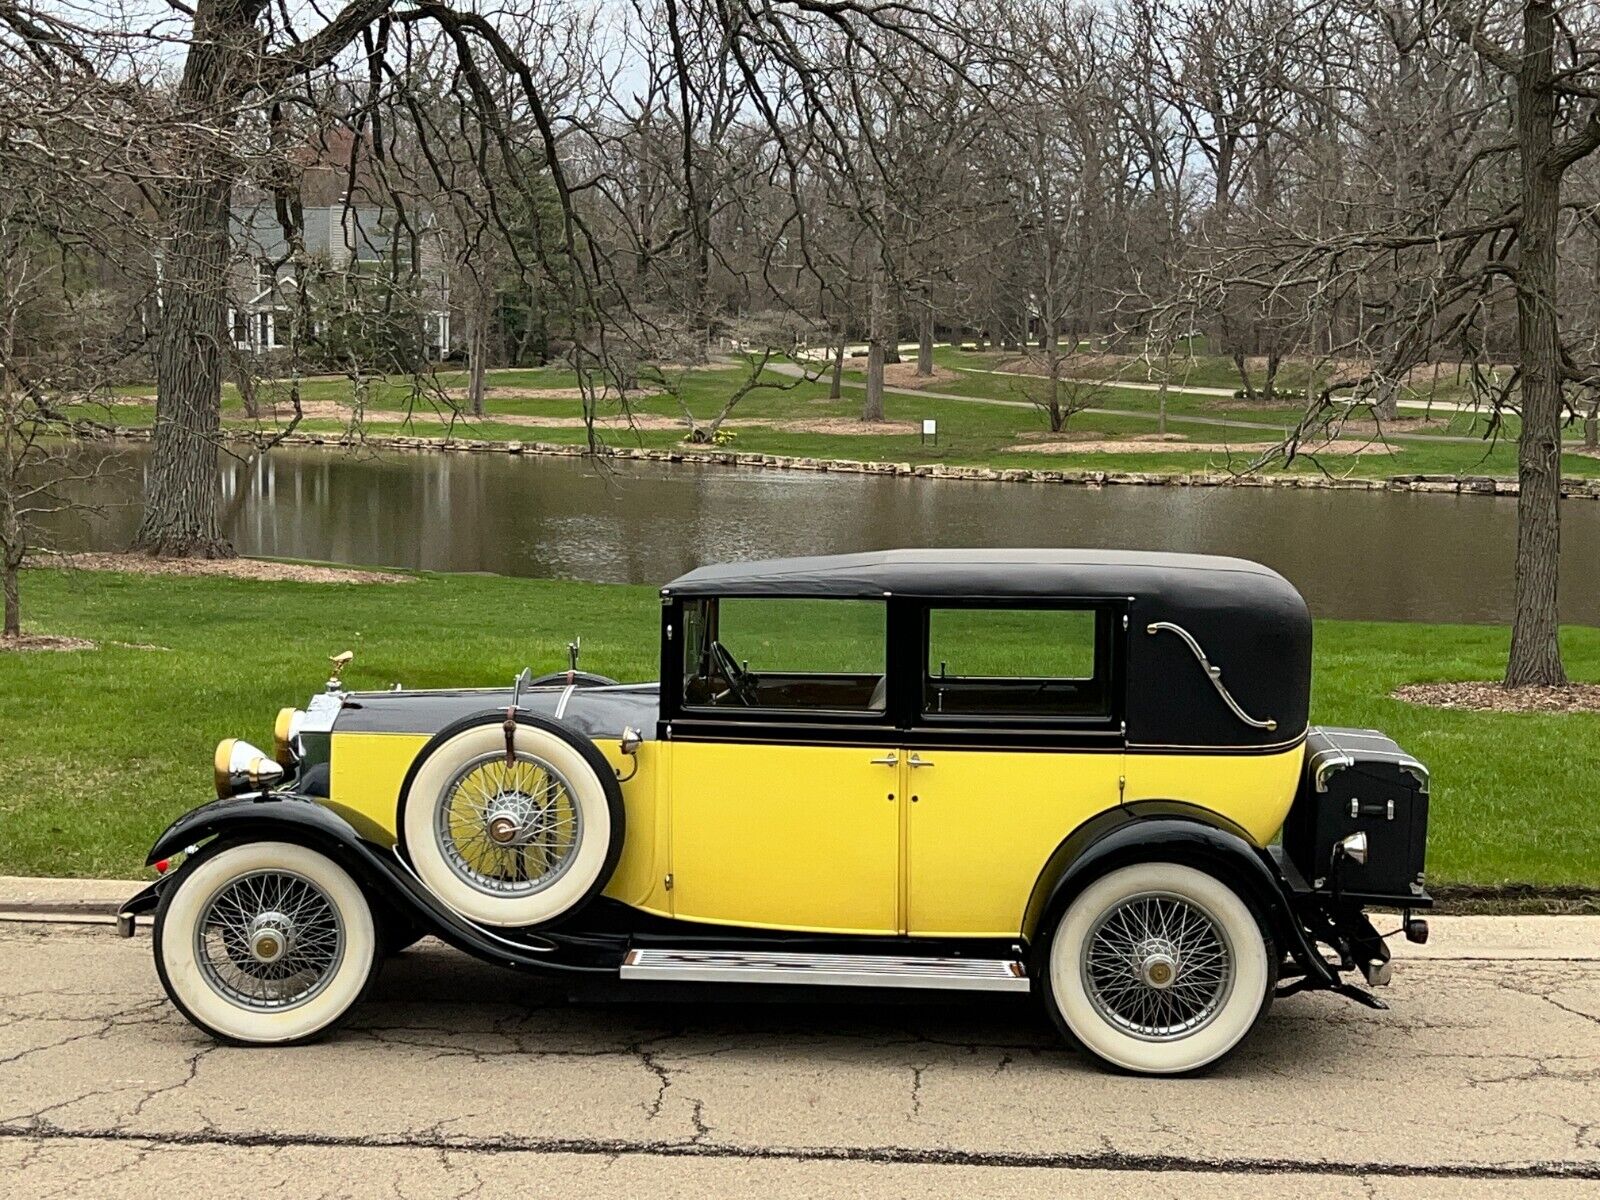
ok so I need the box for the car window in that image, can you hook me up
[683,598,887,712]
[924,606,1109,718]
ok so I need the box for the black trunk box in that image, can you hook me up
[1285,727,1431,907]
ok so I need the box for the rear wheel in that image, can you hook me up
[154,840,380,1045]
[1040,861,1275,1075]
[401,716,622,927]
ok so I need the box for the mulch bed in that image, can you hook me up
[1393,681,1600,714]
[0,634,97,653]
[36,552,412,585]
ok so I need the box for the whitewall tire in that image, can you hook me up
[1042,861,1275,1075]
[401,719,619,927]
[154,840,379,1045]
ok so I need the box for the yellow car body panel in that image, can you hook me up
[667,741,901,935]
[323,730,1304,939]
[1123,742,1306,846]
[326,732,428,844]
[906,748,1123,938]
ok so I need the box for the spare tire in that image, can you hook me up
[398,712,624,928]
[526,670,620,689]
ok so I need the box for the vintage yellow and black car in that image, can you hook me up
[121,549,1432,1075]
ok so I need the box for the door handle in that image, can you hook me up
[869,753,899,766]
[907,753,934,768]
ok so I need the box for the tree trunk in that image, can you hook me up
[916,307,934,377]
[1,293,19,636]
[1506,0,1567,686]
[132,0,258,558]
[829,340,844,400]
[231,353,260,420]
[864,256,887,422]
[135,168,233,556]
[468,294,489,419]
[2,555,18,639]
[1231,349,1257,402]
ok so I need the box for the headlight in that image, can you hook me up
[214,738,285,798]
[274,707,305,766]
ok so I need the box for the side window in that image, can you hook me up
[683,597,886,713]
[924,606,1109,719]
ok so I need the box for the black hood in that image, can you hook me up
[332,683,660,741]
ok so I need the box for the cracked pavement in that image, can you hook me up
[1,919,1597,1197]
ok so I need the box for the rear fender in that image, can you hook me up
[129,793,614,974]
[1024,800,1335,988]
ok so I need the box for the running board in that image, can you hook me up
[620,948,1030,992]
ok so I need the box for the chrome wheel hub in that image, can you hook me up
[484,791,541,846]
[195,870,344,1011]
[247,912,293,964]
[436,752,583,896]
[1136,943,1179,990]
[1081,892,1235,1041]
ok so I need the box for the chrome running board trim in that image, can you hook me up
[620,948,1030,992]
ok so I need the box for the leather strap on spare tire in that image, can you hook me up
[395,711,625,929]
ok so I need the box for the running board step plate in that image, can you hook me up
[621,948,1030,992]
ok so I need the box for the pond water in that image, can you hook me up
[43,444,1600,624]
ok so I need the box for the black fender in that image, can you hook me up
[393,710,626,898]
[1023,801,1336,988]
[127,793,618,974]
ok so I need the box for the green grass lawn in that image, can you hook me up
[78,356,1595,481]
[4,564,1599,888]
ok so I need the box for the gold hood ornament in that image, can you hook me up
[326,650,354,692]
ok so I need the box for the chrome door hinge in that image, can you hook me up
[1118,775,1126,801]
[663,873,674,892]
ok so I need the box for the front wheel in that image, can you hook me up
[1040,861,1276,1075]
[154,840,380,1045]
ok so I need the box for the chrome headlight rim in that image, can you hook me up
[274,707,306,767]
[214,738,286,798]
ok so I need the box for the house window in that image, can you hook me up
[257,312,275,350]
[923,606,1109,719]
[681,597,886,713]
[230,309,248,347]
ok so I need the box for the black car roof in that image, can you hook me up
[661,548,1297,603]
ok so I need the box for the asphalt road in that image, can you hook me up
[1,917,1597,1198]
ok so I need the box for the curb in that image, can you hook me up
[2,877,1597,959]
[85,427,1600,499]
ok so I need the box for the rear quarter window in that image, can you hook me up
[925,606,1109,719]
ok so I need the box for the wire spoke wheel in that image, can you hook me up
[434,751,583,897]
[194,868,346,1012]
[1081,891,1235,1041]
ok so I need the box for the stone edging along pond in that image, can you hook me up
[100,427,1600,498]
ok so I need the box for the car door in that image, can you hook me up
[666,595,901,935]
[904,603,1126,939]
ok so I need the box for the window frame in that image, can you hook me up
[669,594,894,727]
[910,598,1126,732]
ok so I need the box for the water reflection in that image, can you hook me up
[42,444,1600,625]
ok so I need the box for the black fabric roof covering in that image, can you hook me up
[665,550,1313,748]
[664,548,1294,605]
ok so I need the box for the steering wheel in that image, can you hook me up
[709,640,760,706]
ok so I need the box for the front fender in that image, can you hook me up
[1024,801,1335,988]
[129,792,616,975]
[145,792,357,866]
